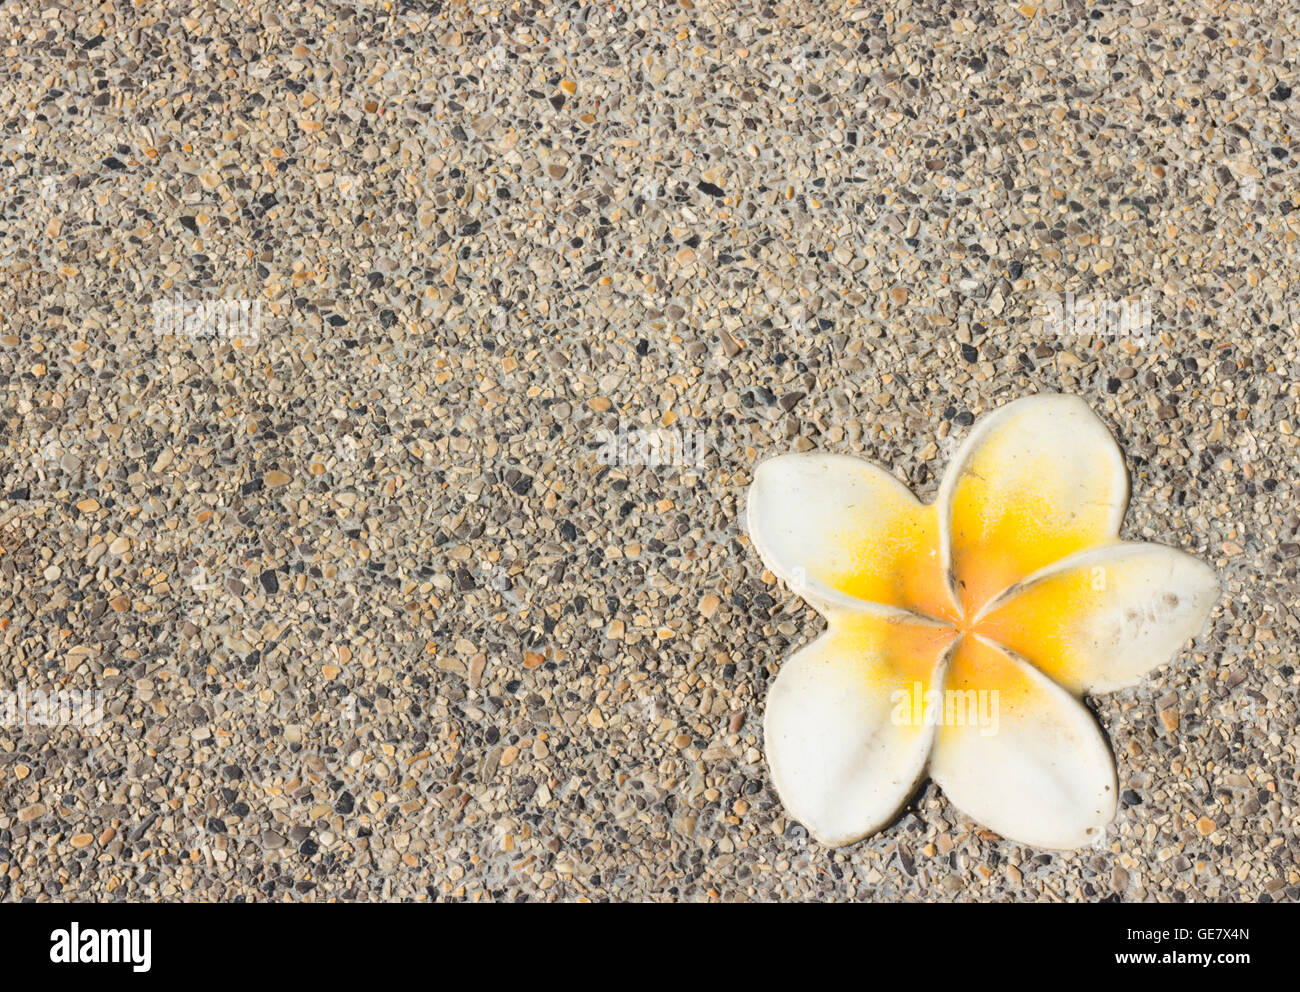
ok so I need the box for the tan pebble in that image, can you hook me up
[109,536,130,555]
[699,593,721,618]
[69,833,94,849]
[109,596,131,613]
[18,803,45,822]
[322,665,341,679]
[523,651,545,669]
[468,654,486,687]
[1197,817,1216,835]
[588,397,612,412]
[435,656,466,677]
[264,470,291,487]
[76,499,100,513]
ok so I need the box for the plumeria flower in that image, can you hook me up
[747,394,1218,849]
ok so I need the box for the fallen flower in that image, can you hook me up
[747,394,1218,848]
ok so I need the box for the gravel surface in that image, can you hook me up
[0,0,1296,902]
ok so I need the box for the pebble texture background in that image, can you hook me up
[0,0,1296,902]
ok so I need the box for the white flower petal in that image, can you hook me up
[938,394,1128,617]
[764,613,957,846]
[929,635,1117,850]
[975,542,1219,694]
[747,452,957,621]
